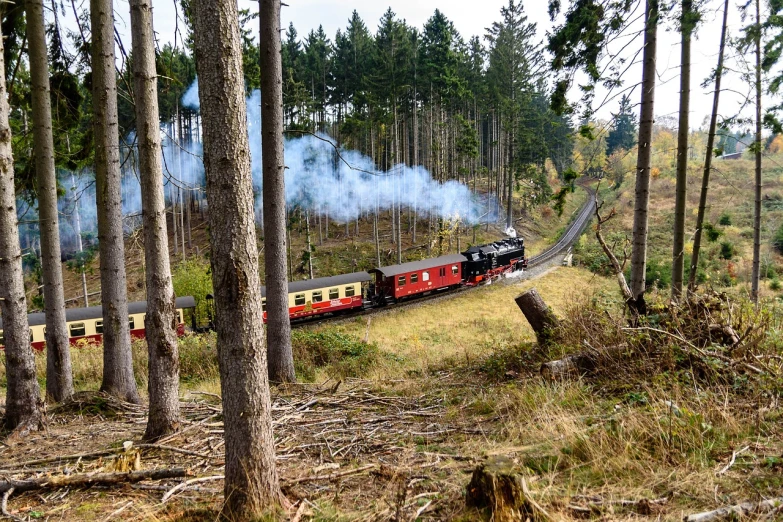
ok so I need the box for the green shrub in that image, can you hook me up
[292,329,380,381]
[771,278,782,291]
[645,258,672,289]
[172,258,214,326]
[775,222,783,255]
[720,241,735,260]
[761,260,778,279]
[719,213,732,226]
[705,223,722,242]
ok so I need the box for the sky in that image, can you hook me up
[99,0,766,131]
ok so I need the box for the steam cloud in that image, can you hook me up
[19,80,496,256]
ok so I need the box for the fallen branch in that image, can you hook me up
[716,446,749,476]
[0,468,190,495]
[683,497,783,521]
[161,475,223,504]
[282,464,376,486]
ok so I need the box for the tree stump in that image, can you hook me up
[515,289,559,345]
[466,456,547,522]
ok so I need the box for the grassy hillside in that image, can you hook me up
[575,154,783,299]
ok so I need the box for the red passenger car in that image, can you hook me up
[370,254,466,303]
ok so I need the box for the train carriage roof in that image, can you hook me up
[371,254,467,277]
[261,272,372,297]
[0,296,197,329]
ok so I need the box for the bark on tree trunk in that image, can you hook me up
[751,0,763,303]
[260,0,295,383]
[629,0,659,312]
[671,0,692,301]
[0,24,42,434]
[688,0,729,292]
[91,0,140,404]
[130,0,181,440]
[25,0,73,402]
[514,289,559,345]
[191,0,285,514]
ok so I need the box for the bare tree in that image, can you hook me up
[628,0,659,314]
[191,0,286,515]
[671,0,696,301]
[0,18,42,434]
[130,0,181,439]
[91,0,140,403]
[751,0,763,303]
[25,0,73,401]
[688,0,729,292]
[260,0,295,383]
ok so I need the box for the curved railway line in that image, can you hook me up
[301,186,597,326]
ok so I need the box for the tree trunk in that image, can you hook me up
[0,25,42,434]
[671,0,692,301]
[191,0,285,514]
[25,0,73,402]
[305,210,314,279]
[514,289,559,345]
[751,0,762,303]
[91,0,140,404]
[260,0,295,383]
[688,0,729,292]
[130,0,181,440]
[629,0,659,311]
[466,456,546,522]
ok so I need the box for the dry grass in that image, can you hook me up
[322,266,619,378]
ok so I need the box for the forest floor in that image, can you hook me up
[2,266,782,521]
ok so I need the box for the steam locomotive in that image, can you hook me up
[259,237,526,321]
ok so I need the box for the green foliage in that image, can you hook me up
[720,241,735,260]
[770,278,781,291]
[606,94,637,154]
[718,213,732,226]
[705,223,722,242]
[645,258,672,289]
[172,258,214,325]
[775,221,783,254]
[292,329,380,381]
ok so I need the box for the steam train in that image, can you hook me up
[0,237,525,348]
[259,237,526,322]
[0,297,196,351]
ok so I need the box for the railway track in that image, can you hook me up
[298,186,596,327]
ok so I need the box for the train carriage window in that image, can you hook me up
[452,265,459,275]
[398,275,406,286]
[0,331,4,345]
[312,291,323,303]
[129,317,135,330]
[261,299,266,312]
[294,294,306,306]
[95,320,104,334]
[422,271,430,281]
[70,322,86,337]
[411,273,418,284]
[329,288,339,299]
[30,331,33,343]
[345,286,355,297]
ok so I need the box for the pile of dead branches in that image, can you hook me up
[540,290,782,387]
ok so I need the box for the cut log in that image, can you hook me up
[0,468,189,495]
[683,496,783,521]
[466,456,549,522]
[515,289,559,345]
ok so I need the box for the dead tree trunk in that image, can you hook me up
[515,289,559,345]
